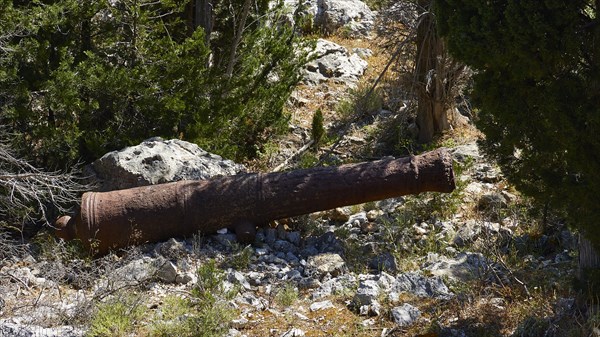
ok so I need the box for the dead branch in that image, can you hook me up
[0,135,88,229]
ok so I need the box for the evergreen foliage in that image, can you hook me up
[311,109,325,150]
[435,1,600,247]
[0,0,311,167]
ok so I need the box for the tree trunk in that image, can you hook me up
[416,0,450,143]
[185,1,213,67]
[225,0,251,79]
[195,0,213,45]
[577,234,600,319]
[578,234,600,288]
[78,18,92,63]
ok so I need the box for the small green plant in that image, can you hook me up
[298,152,319,168]
[143,259,236,337]
[363,0,386,10]
[421,138,458,153]
[161,295,192,318]
[225,244,254,270]
[274,283,299,307]
[337,24,355,39]
[33,231,89,262]
[191,232,204,256]
[335,98,356,120]
[194,259,225,300]
[254,140,281,170]
[334,225,352,241]
[349,204,363,214]
[311,109,326,150]
[192,260,237,336]
[87,295,146,337]
[148,293,236,337]
[362,124,379,141]
[296,12,315,35]
[149,295,193,337]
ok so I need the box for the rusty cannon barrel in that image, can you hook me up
[56,148,455,254]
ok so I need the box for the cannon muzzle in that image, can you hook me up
[56,148,455,254]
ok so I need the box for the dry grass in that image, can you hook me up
[240,296,395,337]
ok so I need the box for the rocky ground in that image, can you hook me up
[0,1,594,336]
[0,138,584,337]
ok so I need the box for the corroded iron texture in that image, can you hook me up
[56,148,455,254]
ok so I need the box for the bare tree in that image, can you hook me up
[0,135,88,230]
[415,0,445,142]
[378,0,468,143]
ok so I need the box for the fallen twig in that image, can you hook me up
[273,140,315,172]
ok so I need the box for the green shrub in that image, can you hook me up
[436,0,600,249]
[149,293,235,337]
[298,152,319,168]
[149,296,193,337]
[274,283,299,307]
[311,109,326,150]
[224,244,254,270]
[87,295,146,337]
[0,1,312,167]
[194,260,225,301]
[190,260,237,336]
[148,260,237,337]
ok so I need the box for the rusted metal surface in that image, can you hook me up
[56,148,455,254]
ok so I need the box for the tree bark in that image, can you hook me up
[415,0,450,143]
[195,0,213,45]
[577,234,600,318]
[578,234,600,287]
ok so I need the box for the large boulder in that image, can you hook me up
[90,137,245,191]
[283,0,375,38]
[303,39,368,85]
[315,0,375,37]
